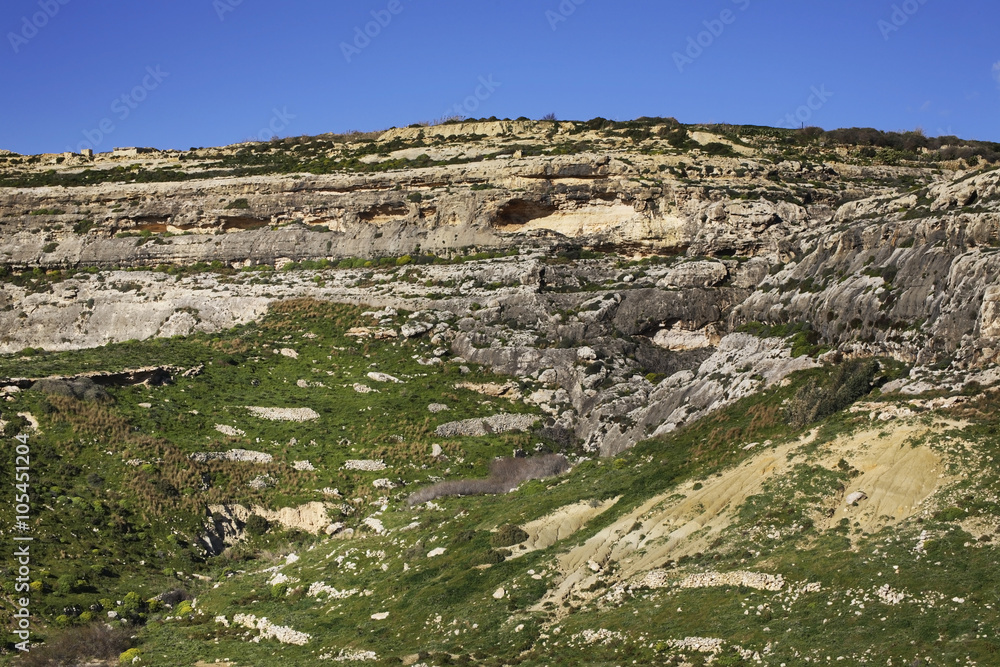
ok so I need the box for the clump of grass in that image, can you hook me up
[406,454,569,505]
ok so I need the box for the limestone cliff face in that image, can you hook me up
[0,150,871,269]
[2,121,998,455]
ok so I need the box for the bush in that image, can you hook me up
[490,524,529,548]
[119,648,142,664]
[225,198,250,209]
[55,574,76,595]
[702,142,736,157]
[785,359,882,427]
[73,219,95,234]
[479,549,507,565]
[18,624,132,667]
[244,514,270,536]
[120,591,144,615]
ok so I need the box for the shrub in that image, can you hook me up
[244,514,270,536]
[479,549,507,565]
[785,359,882,427]
[225,198,250,209]
[174,600,193,616]
[702,142,736,157]
[119,648,142,664]
[55,574,76,595]
[18,624,132,667]
[491,524,529,548]
[73,219,96,234]
[120,591,144,615]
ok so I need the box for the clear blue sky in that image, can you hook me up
[2,0,998,154]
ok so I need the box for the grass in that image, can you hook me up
[0,298,559,657]
[0,308,998,665]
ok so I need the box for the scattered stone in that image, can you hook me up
[427,547,446,557]
[493,587,506,599]
[401,322,433,338]
[363,517,386,534]
[367,372,402,383]
[428,403,449,413]
[292,460,315,471]
[277,348,299,359]
[845,491,868,505]
[248,475,277,490]
[231,613,310,645]
[245,406,320,421]
[214,424,246,437]
[307,581,356,599]
[343,459,387,471]
[370,612,389,620]
[677,570,785,592]
[435,413,539,437]
[455,381,522,400]
[190,449,272,464]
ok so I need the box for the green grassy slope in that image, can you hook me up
[2,299,999,666]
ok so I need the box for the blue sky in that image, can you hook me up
[1,0,998,154]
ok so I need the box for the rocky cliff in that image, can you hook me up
[2,120,999,456]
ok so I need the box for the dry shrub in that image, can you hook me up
[19,623,132,667]
[407,454,569,506]
[47,394,130,442]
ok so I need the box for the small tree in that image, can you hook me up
[245,515,270,537]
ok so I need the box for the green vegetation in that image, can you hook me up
[0,299,557,659]
[736,321,828,357]
[0,306,995,665]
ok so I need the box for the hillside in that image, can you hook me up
[1,119,1000,666]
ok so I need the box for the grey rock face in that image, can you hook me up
[4,131,1000,458]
